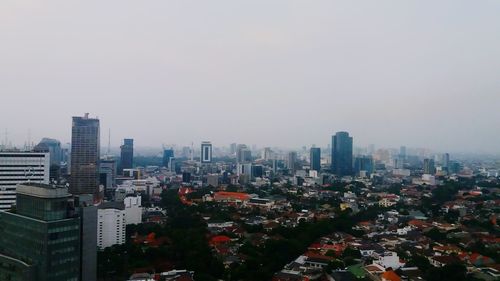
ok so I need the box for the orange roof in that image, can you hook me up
[210,235,232,244]
[381,270,401,281]
[214,191,251,201]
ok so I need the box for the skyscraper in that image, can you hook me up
[0,183,81,281]
[331,131,353,176]
[423,158,436,174]
[0,151,50,210]
[70,114,100,197]
[286,151,297,173]
[201,142,212,163]
[442,153,450,170]
[120,138,134,170]
[310,147,321,172]
[162,149,174,168]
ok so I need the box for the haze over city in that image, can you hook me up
[1,0,499,152]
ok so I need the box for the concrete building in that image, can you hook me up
[124,196,142,225]
[0,151,50,210]
[70,113,100,197]
[201,142,212,164]
[207,174,219,187]
[286,151,297,173]
[97,202,126,250]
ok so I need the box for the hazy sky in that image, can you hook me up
[1,1,499,153]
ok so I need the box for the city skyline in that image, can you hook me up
[1,1,499,153]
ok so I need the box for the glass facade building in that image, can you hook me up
[0,183,81,281]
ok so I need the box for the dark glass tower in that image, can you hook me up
[310,147,321,172]
[120,138,134,170]
[70,114,100,197]
[162,149,174,168]
[0,183,81,281]
[331,132,353,176]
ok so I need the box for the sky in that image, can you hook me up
[1,0,499,153]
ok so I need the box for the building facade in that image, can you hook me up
[70,114,100,197]
[97,203,126,250]
[120,139,134,171]
[0,183,81,281]
[201,142,212,164]
[331,132,353,176]
[0,151,50,210]
[310,147,321,172]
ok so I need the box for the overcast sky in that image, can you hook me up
[1,1,499,153]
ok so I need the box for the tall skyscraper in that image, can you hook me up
[237,144,252,163]
[310,147,321,172]
[0,183,81,281]
[442,153,450,170]
[120,138,134,170]
[201,142,212,164]
[70,114,100,197]
[0,151,50,210]
[423,158,436,174]
[331,131,353,176]
[162,149,174,168]
[286,151,297,173]
[399,146,407,159]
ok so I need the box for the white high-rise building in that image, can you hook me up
[0,151,50,210]
[201,142,212,164]
[97,205,126,249]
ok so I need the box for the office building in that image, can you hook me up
[0,183,81,281]
[310,147,321,172]
[97,202,126,250]
[286,151,297,173]
[34,138,62,166]
[354,156,374,176]
[331,132,353,176]
[70,113,100,197]
[201,142,212,163]
[99,157,117,189]
[230,143,237,155]
[120,139,134,171]
[124,195,142,225]
[423,158,436,174]
[0,151,50,210]
[442,153,450,170]
[399,146,407,159]
[162,149,174,168]
[262,147,273,161]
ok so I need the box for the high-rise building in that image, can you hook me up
[201,142,212,163]
[399,146,407,159]
[0,151,50,210]
[237,144,252,163]
[354,156,374,175]
[0,183,81,281]
[262,147,273,161]
[120,139,134,170]
[423,158,436,174]
[442,153,450,170]
[99,157,117,189]
[310,147,321,172]
[70,113,100,197]
[230,143,237,155]
[34,138,63,166]
[162,149,174,168]
[331,131,353,176]
[97,202,126,250]
[286,151,297,173]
